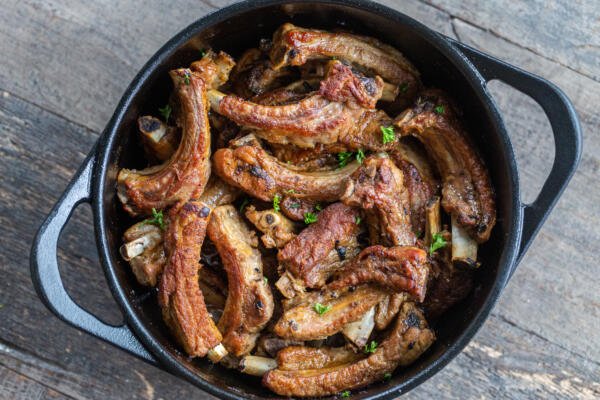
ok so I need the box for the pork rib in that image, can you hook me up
[212,136,359,202]
[117,69,211,216]
[158,201,223,358]
[330,245,429,302]
[264,302,435,397]
[395,89,496,242]
[207,205,274,356]
[341,154,416,246]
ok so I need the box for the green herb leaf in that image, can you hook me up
[199,48,206,58]
[364,340,378,354]
[313,302,332,315]
[158,104,172,123]
[142,208,165,230]
[263,277,269,284]
[434,105,445,114]
[239,198,249,213]
[341,390,351,398]
[284,189,296,194]
[356,149,365,164]
[400,82,409,93]
[314,203,322,211]
[183,72,191,85]
[304,212,318,224]
[429,232,447,255]
[383,373,392,381]
[380,125,395,144]
[337,151,353,168]
[355,216,361,225]
[273,194,281,212]
[289,202,301,209]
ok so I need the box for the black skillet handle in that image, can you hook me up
[30,148,157,365]
[452,40,582,278]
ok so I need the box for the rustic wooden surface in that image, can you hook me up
[1,0,599,398]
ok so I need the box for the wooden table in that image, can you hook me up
[1,1,598,398]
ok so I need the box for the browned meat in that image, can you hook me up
[245,205,297,249]
[158,201,222,357]
[256,335,304,358]
[273,285,388,341]
[264,302,435,397]
[120,222,165,287]
[198,175,239,208]
[207,205,274,356]
[276,345,361,371]
[278,203,361,288]
[270,142,339,170]
[280,196,320,222]
[330,246,429,302]
[117,69,212,216]
[229,48,296,98]
[374,293,408,331]
[251,87,308,106]
[423,257,474,319]
[137,116,180,163]
[208,61,392,149]
[341,154,415,246]
[395,89,496,242]
[190,50,236,90]
[270,23,421,101]
[212,137,359,202]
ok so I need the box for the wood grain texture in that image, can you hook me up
[1,0,599,399]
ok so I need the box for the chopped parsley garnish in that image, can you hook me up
[304,212,318,224]
[400,82,409,93]
[429,232,447,255]
[284,189,296,194]
[337,151,354,168]
[183,72,191,85]
[364,340,378,354]
[340,390,351,398]
[383,373,392,381]
[381,125,395,144]
[263,277,269,284]
[158,104,172,123]
[142,208,165,230]
[434,105,445,114]
[314,203,323,211]
[313,303,332,315]
[356,149,365,164]
[273,194,281,212]
[239,198,249,213]
[355,216,361,225]
[199,48,206,58]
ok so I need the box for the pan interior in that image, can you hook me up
[98,2,518,398]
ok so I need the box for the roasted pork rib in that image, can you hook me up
[264,302,435,397]
[207,205,274,356]
[395,89,496,242]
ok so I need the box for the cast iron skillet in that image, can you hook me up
[30,0,582,398]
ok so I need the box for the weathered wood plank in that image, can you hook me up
[0,362,72,400]
[424,0,600,82]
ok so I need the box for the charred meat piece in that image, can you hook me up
[117,69,212,216]
[278,203,361,289]
[375,293,408,331]
[158,201,223,358]
[395,89,496,242]
[207,205,274,356]
[256,335,305,358]
[208,61,392,149]
[137,116,181,163]
[423,256,474,319]
[120,222,165,287]
[270,23,420,101]
[341,154,416,246]
[212,137,359,202]
[330,246,429,302]
[264,302,435,397]
[273,285,388,341]
[270,142,339,171]
[245,205,297,249]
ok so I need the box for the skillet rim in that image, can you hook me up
[93,0,522,398]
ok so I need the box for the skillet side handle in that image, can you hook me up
[30,149,157,365]
[452,41,583,275]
